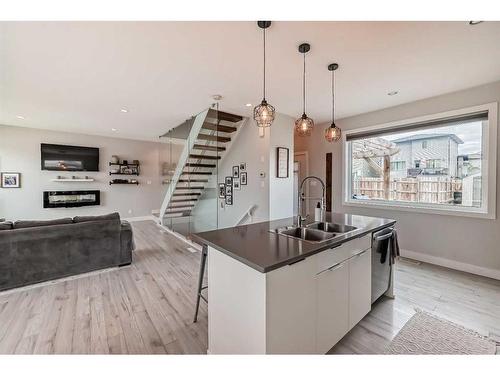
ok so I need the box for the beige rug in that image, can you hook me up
[385,310,497,354]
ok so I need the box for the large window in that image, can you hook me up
[343,103,497,218]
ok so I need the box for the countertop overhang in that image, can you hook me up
[191,213,396,273]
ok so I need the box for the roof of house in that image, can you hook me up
[392,133,464,144]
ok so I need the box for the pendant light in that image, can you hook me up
[325,63,342,142]
[253,21,276,128]
[295,43,314,137]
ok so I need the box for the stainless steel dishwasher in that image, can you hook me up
[371,227,394,303]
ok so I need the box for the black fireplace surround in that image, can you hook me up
[43,190,100,208]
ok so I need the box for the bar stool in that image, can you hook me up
[193,244,208,323]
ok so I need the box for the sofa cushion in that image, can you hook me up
[13,218,73,229]
[73,212,120,223]
[0,221,13,230]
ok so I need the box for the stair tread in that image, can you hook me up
[202,122,237,133]
[208,110,243,123]
[189,154,221,160]
[164,210,192,215]
[175,186,205,190]
[173,192,202,196]
[193,144,226,152]
[182,171,212,175]
[168,205,195,209]
[197,134,231,143]
[178,179,209,183]
[171,198,199,202]
[185,163,216,168]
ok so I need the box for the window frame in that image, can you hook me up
[342,102,498,219]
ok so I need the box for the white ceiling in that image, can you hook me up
[1,21,500,141]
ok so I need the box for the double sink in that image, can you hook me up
[272,222,358,243]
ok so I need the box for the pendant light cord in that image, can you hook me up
[263,27,266,101]
[302,53,306,114]
[331,69,335,123]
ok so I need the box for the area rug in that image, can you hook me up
[385,310,497,354]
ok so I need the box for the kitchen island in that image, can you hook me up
[192,213,396,354]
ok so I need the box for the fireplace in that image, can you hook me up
[43,190,101,208]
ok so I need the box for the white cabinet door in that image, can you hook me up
[315,261,349,354]
[266,256,317,354]
[348,248,371,330]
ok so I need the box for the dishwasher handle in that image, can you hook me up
[373,228,394,242]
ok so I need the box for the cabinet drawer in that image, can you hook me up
[316,234,370,274]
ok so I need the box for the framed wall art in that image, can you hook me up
[1,172,21,188]
[276,147,289,178]
[232,166,239,178]
[240,172,247,185]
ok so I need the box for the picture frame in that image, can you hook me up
[233,178,241,190]
[225,176,233,186]
[225,195,233,205]
[218,183,226,198]
[225,184,233,196]
[239,162,246,171]
[276,147,289,178]
[1,172,21,188]
[232,165,239,178]
[240,172,247,185]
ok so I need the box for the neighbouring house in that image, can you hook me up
[457,152,482,178]
[390,133,463,178]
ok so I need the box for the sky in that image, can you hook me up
[383,121,483,155]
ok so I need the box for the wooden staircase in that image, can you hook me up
[161,108,244,221]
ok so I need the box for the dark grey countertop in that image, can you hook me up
[191,213,396,273]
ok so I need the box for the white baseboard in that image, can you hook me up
[125,215,156,222]
[401,249,500,281]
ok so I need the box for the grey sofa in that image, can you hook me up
[0,212,135,291]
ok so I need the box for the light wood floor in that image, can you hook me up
[0,220,499,354]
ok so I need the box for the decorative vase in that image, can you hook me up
[110,155,119,164]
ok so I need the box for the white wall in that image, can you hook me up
[217,113,295,228]
[269,114,295,220]
[0,125,162,221]
[295,80,500,278]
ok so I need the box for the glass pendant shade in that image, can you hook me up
[254,99,275,128]
[325,122,342,142]
[295,113,314,137]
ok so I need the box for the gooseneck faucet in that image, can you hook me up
[297,176,326,227]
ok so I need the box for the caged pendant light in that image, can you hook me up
[253,21,276,128]
[294,43,314,137]
[325,63,342,142]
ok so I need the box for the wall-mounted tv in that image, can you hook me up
[41,143,99,171]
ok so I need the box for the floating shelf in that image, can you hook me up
[51,179,95,182]
[109,162,140,167]
[109,181,139,185]
[109,172,139,176]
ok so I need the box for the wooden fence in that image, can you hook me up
[353,176,462,204]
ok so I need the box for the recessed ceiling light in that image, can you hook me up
[245,103,252,107]
[388,91,399,96]
[111,128,117,132]
[120,108,129,113]
[469,21,484,25]
[16,115,25,119]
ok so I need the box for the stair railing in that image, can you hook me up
[159,109,210,222]
[236,204,258,226]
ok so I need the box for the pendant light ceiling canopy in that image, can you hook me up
[325,63,342,142]
[295,43,314,137]
[254,21,276,128]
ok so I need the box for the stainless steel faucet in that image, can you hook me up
[297,176,326,227]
